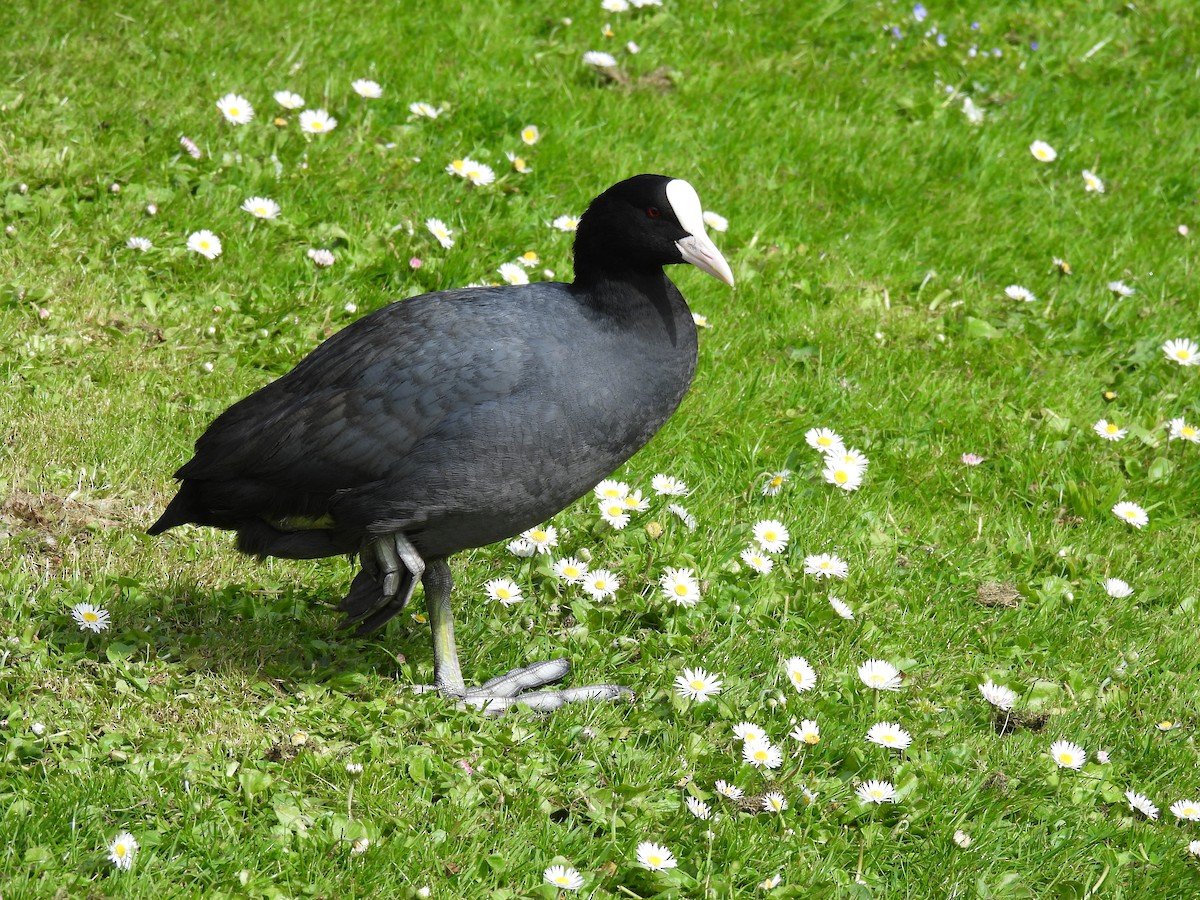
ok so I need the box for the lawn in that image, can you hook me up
[2,0,1199,896]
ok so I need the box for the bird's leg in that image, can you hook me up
[420,559,633,716]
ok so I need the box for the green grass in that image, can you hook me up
[3,0,1200,896]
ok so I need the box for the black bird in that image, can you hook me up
[150,174,734,711]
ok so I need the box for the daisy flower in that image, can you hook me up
[715,780,743,800]
[520,124,540,145]
[594,479,630,500]
[409,101,442,119]
[856,780,896,804]
[1093,419,1127,441]
[1168,418,1200,442]
[858,659,902,691]
[602,0,630,10]
[961,452,985,466]
[552,557,588,584]
[516,250,540,268]
[784,656,817,693]
[762,792,787,813]
[486,578,523,607]
[241,197,281,219]
[1189,839,1200,857]
[660,567,701,606]
[752,519,789,553]
[583,50,618,68]
[1163,338,1200,366]
[521,525,557,553]
[179,135,202,159]
[425,218,455,249]
[1082,169,1105,193]
[307,248,335,267]
[352,79,383,98]
[791,719,820,745]
[552,214,580,232]
[761,470,791,496]
[463,160,495,186]
[1029,140,1057,162]
[866,722,913,751]
[1126,790,1159,820]
[498,262,529,285]
[828,447,869,470]
[1170,800,1200,822]
[1053,256,1072,275]
[126,237,151,252]
[828,596,854,619]
[733,722,767,743]
[1049,739,1087,770]
[505,151,531,174]
[108,832,138,870]
[740,547,774,575]
[978,680,1016,710]
[805,427,845,455]
[962,95,985,124]
[507,538,536,557]
[823,459,864,491]
[692,312,710,328]
[1103,578,1132,598]
[675,667,722,703]
[651,474,689,496]
[954,830,973,848]
[1005,284,1037,303]
[71,602,110,633]
[1112,501,1148,529]
[622,490,650,512]
[804,553,848,580]
[743,739,783,769]
[216,93,254,124]
[1108,280,1134,297]
[636,842,677,871]
[186,230,222,259]
[685,796,712,820]
[299,109,337,134]
[598,501,631,529]
[702,210,728,232]
[667,503,697,530]
[274,90,305,109]
[544,865,584,890]
[582,569,620,600]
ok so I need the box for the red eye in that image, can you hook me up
[646,206,661,218]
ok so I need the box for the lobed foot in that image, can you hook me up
[418,658,633,716]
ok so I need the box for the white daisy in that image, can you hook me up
[856,780,896,804]
[552,214,580,232]
[660,567,701,606]
[602,0,630,10]
[621,490,650,512]
[598,501,631,529]
[866,722,912,751]
[1189,839,1200,857]
[498,262,529,285]
[299,109,337,134]
[307,248,335,267]
[1107,280,1134,297]
[752,519,789,554]
[464,159,495,186]
[733,722,767,744]
[702,210,728,232]
[552,557,588,584]
[274,90,305,109]
[1049,739,1087,770]
[520,124,540,145]
[186,230,222,259]
[962,95,985,124]
[1005,284,1037,303]
[636,841,677,871]
[179,135,202,159]
[1030,140,1057,162]
[692,312,711,328]
[1112,501,1148,529]
[241,197,281,219]
[1082,169,1105,193]
[1126,790,1159,820]
[70,602,110,633]
[740,547,774,575]
[521,525,558,553]
[409,101,443,119]
[651,474,689,496]
[953,830,973,848]
[1093,419,1127,441]
[743,738,783,769]
[1167,417,1200,442]
[804,553,848,580]
[507,538,536,557]
[828,447,870,470]
[593,479,630,500]
[583,50,618,68]
[486,578,523,607]
[1170,799,1200,822]
[762,792,788,813]
[582,568,620,600]
[126,236,151,251]
[761,470,792,496]
[858,659,902,691]
[978,680,1016,710]
[506,150,531,174]
[685,796,712,820]
[108,832,138,870]
[352,79,383,98]
[1103,578,1132,599]
[516,250,540,268]
[544,865,584,890]
[675,667,722,703]
[823,459,864,491]
[784,656,817,693]
[216,93,254,124]
[791,719,820,745]
[667,503,697,530]
[425,218,455,249]
[715,780,743,800]
[1163,338,1200,366]
[805,427,845,455]
[828,596,854,619]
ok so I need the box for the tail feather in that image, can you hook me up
[148,480,205,535]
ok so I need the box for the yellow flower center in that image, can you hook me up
[883,735,896,744]
[563,567,578,578]
[674,584,688,596]
[83,611,98,622]
[647,855,662,866]
[804,733,819,745]
[1057,753,1073,764]
[530,530,546,542]
[496,588,510,599]
[554,876,570,885]
[835,470,848,483]
[115,845,127,858]
[1125,510,1138,519]
[817,437,831,447]
[770,476,783,487]
[1106,423,1119,434]
[1179,350,1192,360]
[689,680,705,690]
